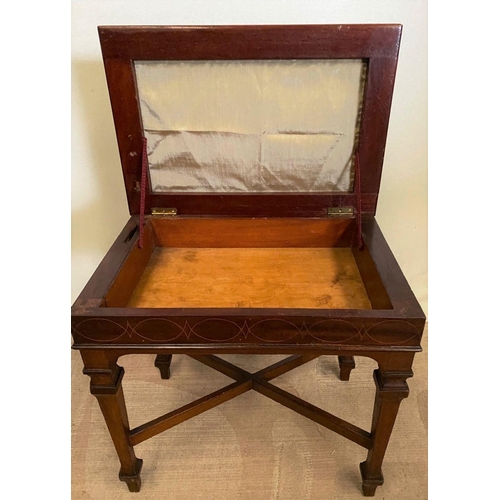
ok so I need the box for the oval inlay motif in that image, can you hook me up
[72,318,127,342]
[365,320,420,345]
[248,319,300,343]
[133,318,185,342]
[191,319,243,342]
[307,319,359,343]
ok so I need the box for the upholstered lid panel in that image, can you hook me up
[134,60,366,193]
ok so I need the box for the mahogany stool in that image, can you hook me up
[72,24,425,497]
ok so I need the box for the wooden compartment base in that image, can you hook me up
[127,247,372,309]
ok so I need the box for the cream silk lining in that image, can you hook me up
[134,60,366,193]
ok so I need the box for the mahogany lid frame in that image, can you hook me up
[98,24,402,217]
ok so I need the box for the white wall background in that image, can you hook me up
[71,0,428,314]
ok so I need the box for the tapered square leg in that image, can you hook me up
[360,367,413,496]
[81,350,143,492]
[338,356,356,381]
[155,354,172,379]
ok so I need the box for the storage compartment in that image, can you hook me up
[128,247,371,309]
[102,217,392,310]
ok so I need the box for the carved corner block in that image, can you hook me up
[83,365,125,395]
[373,369,412,401]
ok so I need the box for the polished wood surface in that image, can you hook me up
[99,24,402,60]
[99,25,401,217]
[360,366,414,496]
[81,350,143,492]
[339,355,356,381]
[151,217,353,248]
[105,223,154,307]
[72,217,423,350]
[127,247,372,309]
[72,24,425,497]
[154,354,172,380]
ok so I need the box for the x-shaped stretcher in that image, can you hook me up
[129,354,372,450]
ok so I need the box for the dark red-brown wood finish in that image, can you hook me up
[98,24,401,217]
[72,24,425,497]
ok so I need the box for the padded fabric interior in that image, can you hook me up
[127,247,372,309]
[134,60,366,193]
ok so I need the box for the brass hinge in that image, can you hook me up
[151,208,177,217]
[327,206,355,218]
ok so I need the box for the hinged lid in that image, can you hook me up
[327,207,355,218]
[151,207,177,217]
[99,24,401,217]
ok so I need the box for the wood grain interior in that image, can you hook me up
[104,223,155,307]
[150,217,354,247]
[127,247,372,309]
[352,245,392,309]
